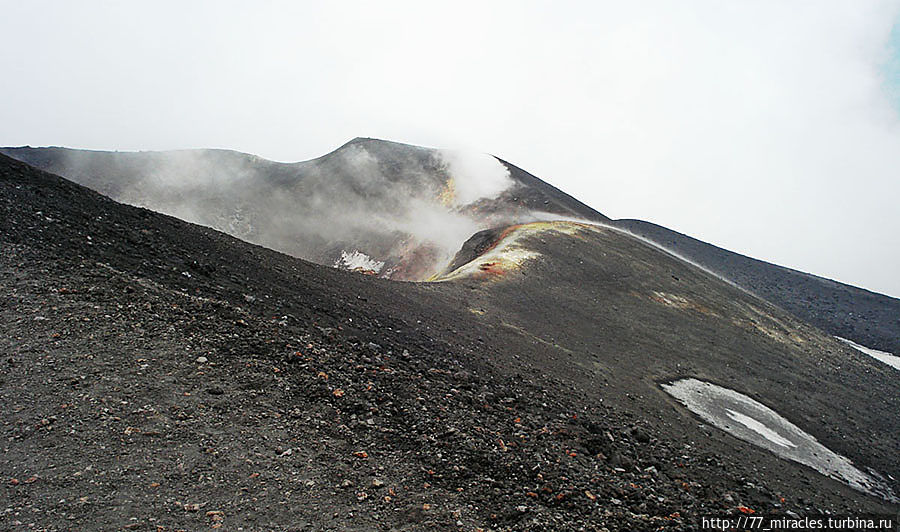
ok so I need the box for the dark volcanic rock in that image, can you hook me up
[1,153,898,531]
[4,140,895,356]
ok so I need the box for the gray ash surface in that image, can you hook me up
[609,219,900,354]
[1,154,898,531]
[4,139,896,356]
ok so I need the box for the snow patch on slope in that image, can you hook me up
[662,378,895,501]
[836,337,900,371]
[725,409,796,448]
[334,250,385,273]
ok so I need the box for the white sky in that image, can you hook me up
[2,1,899,297]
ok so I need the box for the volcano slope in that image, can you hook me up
[611,219,900,355]
[0,139,607,282]
[3,140,897,361]
[2,154,899,531]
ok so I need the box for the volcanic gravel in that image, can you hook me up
[1,155,897,531]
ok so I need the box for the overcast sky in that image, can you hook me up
[2,1,899,297]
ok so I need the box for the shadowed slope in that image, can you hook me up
[4,140,895,357]
[0,154,900,530]
[3,154,898,530]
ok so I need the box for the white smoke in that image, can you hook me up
[437,149,514,205]
[41,141,525,281]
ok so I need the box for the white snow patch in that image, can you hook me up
[725,409,796,448]
[334,250,385,273]
[836,337,900,371]
[662,378,894,501]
